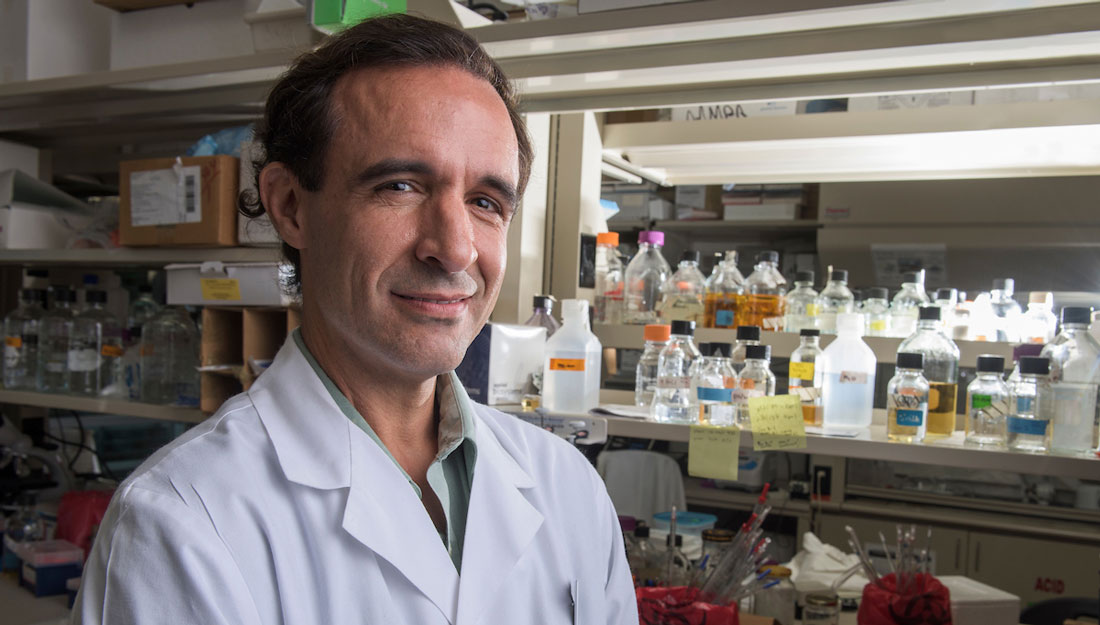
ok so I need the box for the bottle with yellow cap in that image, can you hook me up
[594,232,624,324]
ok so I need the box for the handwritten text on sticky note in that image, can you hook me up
[749,395,807,451]
[687,425,741,480]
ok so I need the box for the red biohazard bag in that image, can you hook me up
[636,586,739,625]
[857,573,951,625]
[55,490,114,561]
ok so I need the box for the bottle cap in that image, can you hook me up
[1019,356,1050,376]
[992,278,1014,292]
[638,230,664,246]
[902,271,921,284]
[935,288,957,301]
[760,565,792,579]
[634,526,650,538]
[829,269,848,282]
[836,312,863,333]
[896,352,924,370]
[918,306,941,321]
[795,270,814,283]
[644,324,671,342]
[596,232,619,246]
[1028,291,1053,306]
[757,250,779,264]
[618,515,637,533]
[53,287,75,303]
[710,342,733,358]
[1061,307,1093,325]
[745,344,770,361]
[866,287,889,300]
[561,299,588,320]
[976,354,1005,373]
[701,528,735,543]
[851,288,863,302]
[85,290,107,304]
[800,328,821,337]
[670,320,695,336]
[532,295,553,310]
[1012,343,1044,361]
[736,325,761,341]
[680,250,700,264]
[698,342,713,357]
[666,534,683,547]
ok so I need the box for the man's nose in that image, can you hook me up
[415,191,478,274]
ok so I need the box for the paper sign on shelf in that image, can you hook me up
[200,278,242,302]
[748,395,807,451]
[687,425,741,480]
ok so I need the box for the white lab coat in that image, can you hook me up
[72,338,637,625]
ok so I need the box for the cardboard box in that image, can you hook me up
[456,323,546,405]
[670,101,797,121]
[723,202,799,221]
[940,576,1020,625]
[166,262,293,307]
[846,91,974,112]
[675,185,722,220]
[120,156,239,247]
[604,191,673,223]
[0,169,95,249]
[578,0,692,13]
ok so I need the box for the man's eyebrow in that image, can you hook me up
[479,175,519,214]
[352,159,435,187]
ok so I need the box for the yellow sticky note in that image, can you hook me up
[687,425,740,480]
[748,395,807,451]
[789,361,815,382]
[200,278,242,301]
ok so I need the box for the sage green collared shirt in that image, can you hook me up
[292,329,477,572]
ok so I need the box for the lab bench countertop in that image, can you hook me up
[2,572,69,625]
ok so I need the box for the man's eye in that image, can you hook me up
[382,181,412,192]
[472,197,500,213]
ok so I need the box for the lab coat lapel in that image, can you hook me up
[457,410,544,625]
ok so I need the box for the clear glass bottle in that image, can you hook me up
[736,251,786,331]
[820,313,877,431]
[624,230,672,325]
[524,295,561,337]
[751,566,796,625]
[783,270,819,334]
[704,250,743,329]
[39,287,77,394]
[659,250,706,324]
[1007,343,1045,385]
[629,526,660,587]
[68,290,123,397]
[862,287,890,337]
[817,269,855,335]
[695,342,738,426]
[3,289,46,390]
[887,352,929,443]
[1020,291,1057,345]
[966,355,1009,448]
[140,307,201,406]
[730,325,761,374]
[127,285,160,346]
[990,278,1023,343]
[1040,307,1100,456]
[967,292,998,342]
[636,324,671,407]
[652,320,701,423]
[951,291,972,341]
[934,288,958,332]
[897,306,960,438]
[789,329,824,426]
[704,252,724,293]
[889,271,929,338]
[542,299,602,413]
[594,232,624,324]
[735,344,775,426]
[663,534,692,587]
[1008,356,1052,453]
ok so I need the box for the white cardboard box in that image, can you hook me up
[670,101,797,121]
[455,323,546,405]
[723,202,799,221]
[846,91,974,112]
[166,261,294,307]
[940,576,1020,625]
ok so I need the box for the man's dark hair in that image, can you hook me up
[239,14,533,292]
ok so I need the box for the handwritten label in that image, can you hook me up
[5,336,22,348]
[748,395,807,450]
[839,371,868,384]
[688,425,741,480]
[789,361,815,381]
[200,278,242,301]
[549,358,585,371]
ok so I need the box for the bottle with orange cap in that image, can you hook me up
[658,250,706,324]
[594,232,624,324]
[635,323,671,407]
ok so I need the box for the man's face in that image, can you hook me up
[297,65,520,380]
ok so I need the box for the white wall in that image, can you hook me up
[26,0,112,80]
[110,0,261,70]
[0,139,38,179]
[0,0,30,83]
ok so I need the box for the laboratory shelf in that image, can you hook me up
[594,324,1017,366]
[608,219,821,234]
[0,389,206,424]
[684,477,812,518]
[0,247,280,267]
[600,415,1100,481]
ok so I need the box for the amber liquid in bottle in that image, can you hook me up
[736,294,786,330]
[704,292,738,328]
[925,381,958,437]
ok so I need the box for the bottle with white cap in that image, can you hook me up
[820,313,877,431]
[541,299,602,413]
[1019,291,1057,345]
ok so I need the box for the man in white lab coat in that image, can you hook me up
[73,14,636,625]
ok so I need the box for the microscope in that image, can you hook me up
[0,413,74,506]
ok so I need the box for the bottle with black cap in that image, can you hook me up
[934,287,958,331]
[39,286,77,393]
[3,288,47,390]
[730,325,761,374]
[659,250,706,324]
[1040,306,1100,455]
[693,342,737,427]
[69,289,123,397]
[886,352,929,443]
[898,305,961,438]
[965,355,1010,448]
[704,250,744,329]
[990,278,1023,342]
[862,287,891,337]
[734,344,775,426]
[1008,356,1053,453]
[818,268,855,335]
[652,320,701,424]
[783,270,819,333]
[789,329,824,426]
[524,295,561,337]
[737,250,787,330]
[889,270,929,338]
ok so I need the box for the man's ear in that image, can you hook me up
[259,162,307,251]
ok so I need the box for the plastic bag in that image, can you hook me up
[187,125,254,158]
[636,586,739,625]
[857,573,951,625]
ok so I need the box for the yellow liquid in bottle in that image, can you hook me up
[925,382,958,437]
[801,404,822,426]
[704,292,738,328]
[736,294,786,330]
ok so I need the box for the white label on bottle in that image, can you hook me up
[795,386,821,402]
[67,348,100,372]
[657,376,691,389]
[3,345,19,369]
[839,371,868,384]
